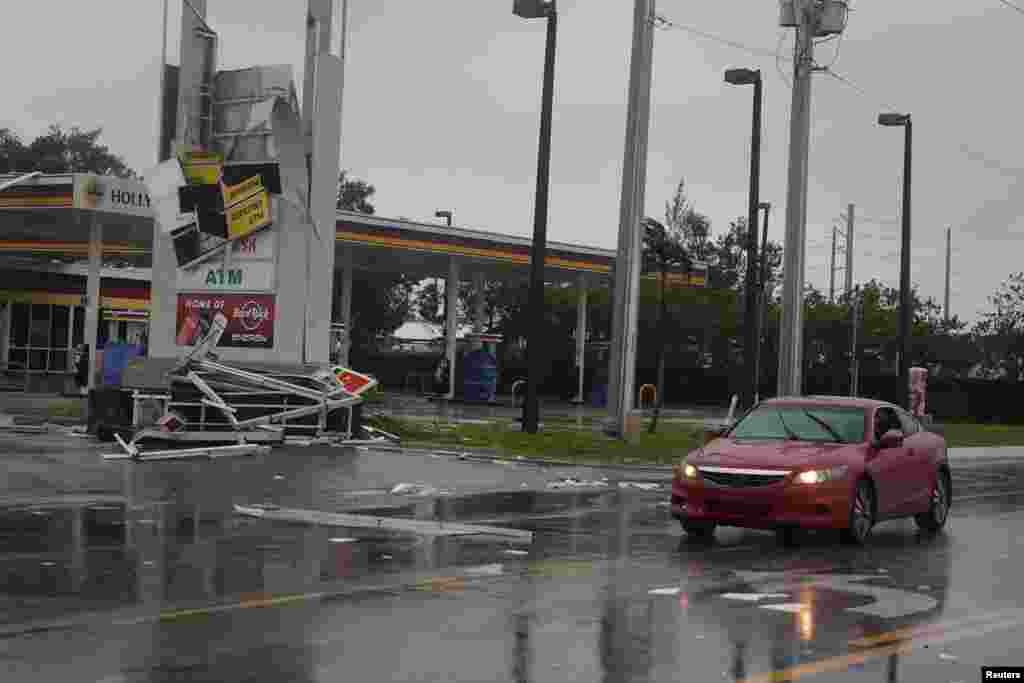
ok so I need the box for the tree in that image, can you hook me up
[642,214,692,433]
[0,125,133,177]
[973,272,1024,381]
[336,170,376,213]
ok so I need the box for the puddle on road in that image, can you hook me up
[0,497,560,626]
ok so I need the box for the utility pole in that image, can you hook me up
[606,0,656,439]
[944,227,951,324]
[829,225,837,303]
[777,0,818,397]
[850,291,861,396]
[756,201,771,404]
[844,204,854,297]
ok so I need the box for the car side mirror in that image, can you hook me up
[878,429,904,449]
[702,420,731,445]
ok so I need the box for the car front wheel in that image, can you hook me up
[915,470,951,533]
[682,520,716,543]
[841,479,875,545]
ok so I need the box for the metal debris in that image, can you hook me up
[390,483,439,497]
[546,477,609,490]
[464,564,504,577]
[108,311,386,460]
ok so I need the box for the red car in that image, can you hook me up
[670,396,951,545]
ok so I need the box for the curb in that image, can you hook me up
[385,441,674,473]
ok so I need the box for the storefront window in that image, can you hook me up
[51,306,70,350]
[30,304,50,347]
[29,349,47,371]
[11,304,28,347]
[72,305,84,347]
[8,303,77,373]
[8,349,26,369]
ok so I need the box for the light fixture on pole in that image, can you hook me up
[724,67,763,409]
[434,210,452,227]
[514,0,558,435]
[877,112,912,409]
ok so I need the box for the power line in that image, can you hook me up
[995,0,1024,17]
[653,15,787,60]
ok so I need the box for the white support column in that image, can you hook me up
[473,271,486,332]
[573,274,588,404]
[84,217,103,391]
[445,257,460,399]
[338,247,353,367]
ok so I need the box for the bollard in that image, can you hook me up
[511,379,527,408]
[909,367,928,418]
[638,384,657,410]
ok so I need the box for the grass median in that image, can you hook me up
[366,413,704,466]
[366,414,1024,465]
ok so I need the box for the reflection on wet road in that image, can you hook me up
[2,448,1024,681]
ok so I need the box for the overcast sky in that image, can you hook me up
[4,0,1022,324]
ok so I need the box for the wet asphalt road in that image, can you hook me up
[2,433,1024,681]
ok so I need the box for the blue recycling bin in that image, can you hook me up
[462,348,498,402]
[101,343,144,386]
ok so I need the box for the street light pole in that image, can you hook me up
[725,67,763,410]
[515,0,558,434]
[878,112,913,409]
[757,201,771,403]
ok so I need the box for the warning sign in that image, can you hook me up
[221,175,264,207]
[227,191,271,239]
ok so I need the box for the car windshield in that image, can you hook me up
[728,404,866,443]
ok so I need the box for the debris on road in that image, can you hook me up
[105,312,389,461]
[390,482,440,497]
[618,482,661,491]
[464,564,504,577]
[545,477,609,490]
[234,504,534,542]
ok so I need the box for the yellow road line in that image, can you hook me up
[848,607,1024,648]
[740,612,1024,683]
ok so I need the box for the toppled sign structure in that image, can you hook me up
[108,309,387,461]
[109,117,391,461]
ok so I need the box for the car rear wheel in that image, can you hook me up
[915,470,951,533]
[682,520,716,543]
[841,480,875,545]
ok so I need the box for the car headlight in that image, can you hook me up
[673,462,699,481]
[795,465,848,484]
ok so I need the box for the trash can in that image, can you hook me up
[88,387,134,441]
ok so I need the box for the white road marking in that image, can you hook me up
[733,572,939,619]
[464,564,504,577]
[720,593,790,602]
[648,587,681,595]
[760,603,809,613]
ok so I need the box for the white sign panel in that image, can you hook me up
[75,175,153,218]
[177,261,276,291]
